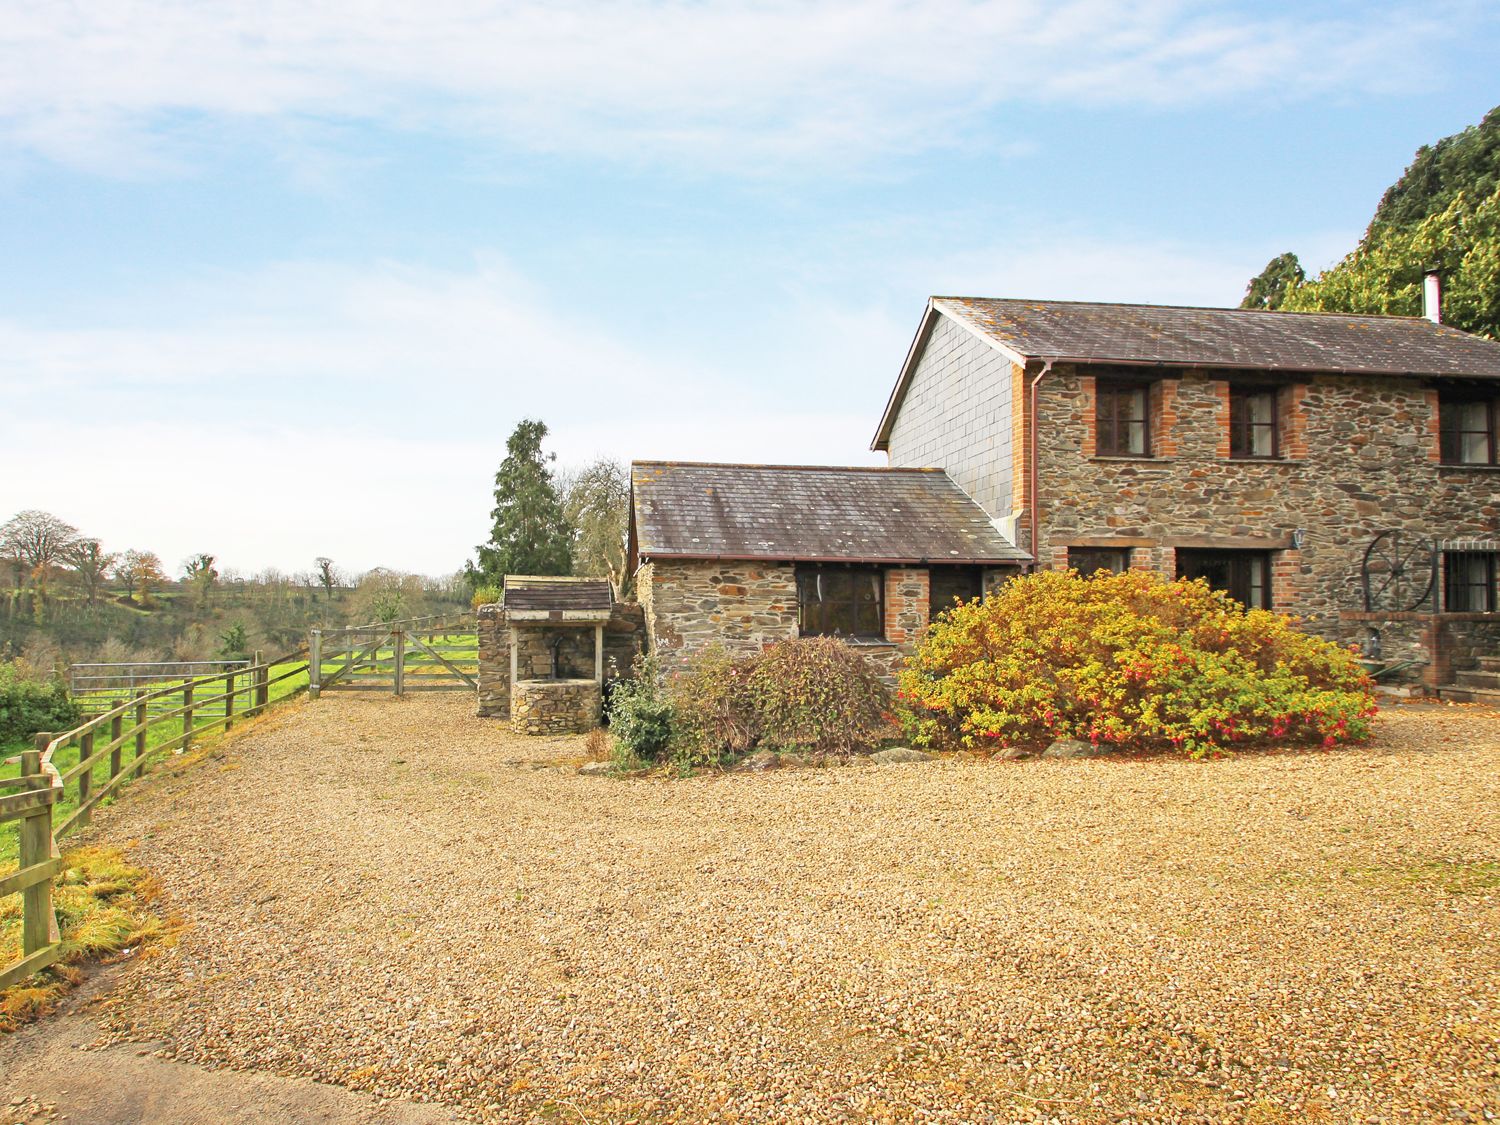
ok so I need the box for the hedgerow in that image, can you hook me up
[0,660,81,743]
[897,569,1376,758]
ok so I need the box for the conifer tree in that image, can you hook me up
[469,419,573,585]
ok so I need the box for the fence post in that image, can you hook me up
[256,654,269,713]
[76,728,94,826]
[21,735,54,957]
[309,630,322,700]
[393,628,405,697]
[181,683,194,752]
[225,670,236,731]
[109,709,124,783]
[134,689,148,760]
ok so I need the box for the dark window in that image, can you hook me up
[1176,549,1272,610]
[1229,387,1279,459]
[1444,551,1497,612]
[797,566,884,638]
[1069,547,1130,575]
[928,567,983,621]
[1440,395,1497,465]
[1096,380,1150,456]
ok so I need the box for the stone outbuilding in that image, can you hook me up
[627,461,1030,676]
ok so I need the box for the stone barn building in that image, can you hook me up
[628,462,1029,676]
[628,295,1500,697]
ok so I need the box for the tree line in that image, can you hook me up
[0,510,465,669]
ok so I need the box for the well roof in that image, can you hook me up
[502,575,613,613]
[630,461,1029,565]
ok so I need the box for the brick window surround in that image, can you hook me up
[1215,381,1307,460]
[1082,374,1176,458]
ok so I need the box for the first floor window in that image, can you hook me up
[1444,551,1497,612]
[1176,549,1272,610]
[1229,386,1279,459]
[928,567,983,621]
[1069,547,1130,575]
[1096,380,1150,456]
[1440,395,1497,464]
[797,565,884,638]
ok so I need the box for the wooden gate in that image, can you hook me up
[310,613,476,698]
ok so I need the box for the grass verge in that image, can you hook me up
[0,844,176,1032]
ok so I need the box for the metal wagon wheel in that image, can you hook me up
[1361,530,1437,612]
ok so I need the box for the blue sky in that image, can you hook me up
[2,0,1497,577]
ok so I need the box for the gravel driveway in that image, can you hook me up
[25,696,1500,1122]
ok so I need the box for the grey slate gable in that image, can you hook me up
[630,461,1028,565]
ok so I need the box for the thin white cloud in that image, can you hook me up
[0,0,1462,175]
[0,221,1334,574]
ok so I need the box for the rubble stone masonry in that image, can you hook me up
[1033,365,1500,666]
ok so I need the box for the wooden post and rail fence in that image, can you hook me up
[0,649,311,991]
[1,611,477,991]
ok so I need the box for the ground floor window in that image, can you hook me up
[1444,551,1497,612]
[1069,547,1131,575]
[1176,549,1271,610]
[796,565,884,639]
[928,566,983,621]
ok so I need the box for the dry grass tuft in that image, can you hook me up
[583,727,610,761]
[1,844,172,1032]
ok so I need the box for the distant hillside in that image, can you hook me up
[1242,106,1500,339]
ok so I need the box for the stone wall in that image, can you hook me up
[510,678,600,735]
[638,559,1025,681]
[638,559,800,672]
[476,601,645,719]
[1027,365,1500,680]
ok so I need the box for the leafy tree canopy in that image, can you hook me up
[1240,252,1305,310]
[1281,187,1500,338]
[1372,105,1500,230]
[1245,105,1500,338]
[469,419,573,586]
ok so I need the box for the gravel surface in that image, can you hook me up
[54,696,1500,1122]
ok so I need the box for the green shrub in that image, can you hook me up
[898,569,1377,758]
[470,584,503,610]
[0,660,82,743]
[745,637,894,759]
[605,653,675,762]
[667,645,759,767]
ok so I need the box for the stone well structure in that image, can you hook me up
[477,576,645,733]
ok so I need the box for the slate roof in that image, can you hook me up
[630,462,1029,565]
[873,296,1500,450]
[502,575,613,613]
[937,297,1500,376]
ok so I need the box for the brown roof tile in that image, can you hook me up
[938,296,1500,376]
[630,462,1028,565]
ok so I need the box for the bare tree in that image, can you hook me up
[315,556,340,600]
[0,510,78,586]
[66,539,116,609]
[563,458,630,595]
[182,552,219,609]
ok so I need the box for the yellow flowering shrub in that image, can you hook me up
[898,569,1377,757]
